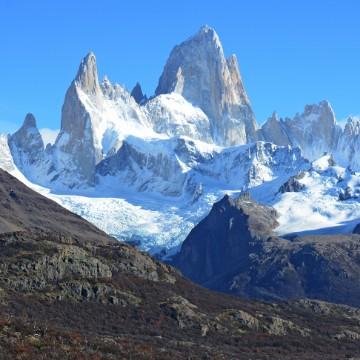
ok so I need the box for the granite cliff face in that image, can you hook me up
[155,25,257,146]
[259,101,339,161]
[54,52,101,186]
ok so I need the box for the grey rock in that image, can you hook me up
[260,101,339,161]
[155,25,257,146]
[54,52,101,186]
[8,113,45,174]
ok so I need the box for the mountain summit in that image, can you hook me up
[155,25,257,146]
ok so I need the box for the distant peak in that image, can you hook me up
[303,100,334,117]
[23,113,37,128]
[270,111,280,121]
[194,25,220,43]
[77,51,97,77]
[131,82,147,104]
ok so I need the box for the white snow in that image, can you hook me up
[40,128,59,145]
[268,155,360,236]
[145,93,212,142]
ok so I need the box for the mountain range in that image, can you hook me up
[2,25,360,258]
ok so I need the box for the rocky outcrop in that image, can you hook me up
[278,172,305,193]
[173,195,360,307]
[155,25,257,146]
[173,195,279,284]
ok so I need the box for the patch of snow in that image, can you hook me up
[40,128,59,146]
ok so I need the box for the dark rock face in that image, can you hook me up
[278,173,306,193]
[173,195,360,307]
[130,82,147,104]
[173,195,279,285]
[338,186,355,201]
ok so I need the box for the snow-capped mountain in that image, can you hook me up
[3,25,360,255]
[156,25,257,146]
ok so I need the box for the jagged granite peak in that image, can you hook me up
[155,25,257,146]
[131,82,147,104]
[23,113,37,128]
[50,52,153,188]
[258,111,290,146]
[74,51,101,96]
[56,57,99,186]
[8,113,45,173]
[260,100,339,161]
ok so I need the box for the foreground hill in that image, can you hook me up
[173,194,360,307]
[0,168,360,359]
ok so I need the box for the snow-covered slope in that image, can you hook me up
[145,93,212,142]
[261,154,360,236]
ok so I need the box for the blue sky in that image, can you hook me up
[0,0,359,133]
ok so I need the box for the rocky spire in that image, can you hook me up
[54,53,102,186]
[74,52,101,96]
[8,113,44,169]
[131,82,147,104]
[155,25,257,146]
